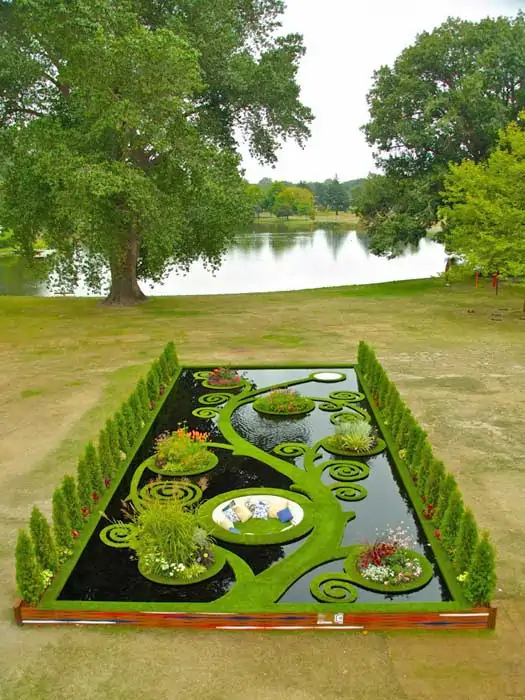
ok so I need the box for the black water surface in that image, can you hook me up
[58,368,452,605]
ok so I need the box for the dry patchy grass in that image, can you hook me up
[1,277,525,700]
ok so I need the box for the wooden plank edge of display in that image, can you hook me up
[13,601,497,631]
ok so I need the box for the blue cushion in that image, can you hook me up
[229,526,241,534]
[277,506,293,523]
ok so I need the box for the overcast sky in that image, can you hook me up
[240,0,523,183]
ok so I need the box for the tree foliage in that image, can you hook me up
[52,487,72,550]
[0,0,312,303]
[273,186,314,218]
[29,506,57,571]
[440,117,525,282]
[358,14,525,254]
[464,531,497,606]
[15,530,44,605]
[61,474,82,531]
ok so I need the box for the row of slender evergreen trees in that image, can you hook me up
[15,342,178,605]
[358,341,496,607]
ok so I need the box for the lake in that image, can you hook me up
[0,226,446,297]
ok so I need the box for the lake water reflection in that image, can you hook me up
[0,227,446,297]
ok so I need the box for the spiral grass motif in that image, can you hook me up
[192,406,220,418]
[192,371,210,380]
[310,573,358,603]
[138,480,203,507]
[327,460,370,482]
[331,483,368,501]
[198,392,232,406]
[272,442,309,458]
[100,523,136,548]
[329,390,365,403]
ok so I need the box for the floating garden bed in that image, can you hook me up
[14,349,497,631]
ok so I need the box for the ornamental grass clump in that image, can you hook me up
[255,388,312,414]
[207,367,242,387]
[357,524,423,586]
[331,417,376,453]
[153,427,213,473]
[135,500,214,582]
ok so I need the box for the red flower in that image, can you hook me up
[104,477,111,489]
[71,529,79,538]
[434,529,441,540]
[422,495,427,503]
[81,506,89,518]
[92,492,99,503]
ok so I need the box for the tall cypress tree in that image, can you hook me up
[76,455,93,512]
[435,472,458,527]
[29,507,57,571]
[425,459,445,507]
[85,441,104,494]
[159,354,171,384]
[129,391,143,429]
[122,402,136,448]
[98,427,115,480]
[464,532,496,606]
[105,417,121,464]
[146,370,160,402]
[115,411,131,454]
[440,490,464,556]
[416,442,433,493]
[454,508,479,574]
[52,488,72,550]
[15,530,44,605]
[164,341,178,374]
[61,475,82,530]
[137,378,151,421]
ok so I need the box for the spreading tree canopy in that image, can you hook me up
[0,0,312,303]
[440,116,525,304]
[357,13,525,254]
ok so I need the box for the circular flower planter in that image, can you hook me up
[252,396,315,417]
[343,545,433,593]
[321,436,386,457]
[138,546,227,586]
[202,378,247,391]
[141,452,219,477]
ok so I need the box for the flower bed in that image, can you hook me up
[253,389,315,416]
[203,367,245,389]
[146,427,217,475]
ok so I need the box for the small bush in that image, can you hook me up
[52,488,72,550]
[440,490,464,556]
[332,419,375,452]
[454,508,478,574]
[15,530,44,605]
[435,472,458,527]
[29,507,57,571]
[61,475,82,531]
[255,389,311,413]
[464,531,496,606]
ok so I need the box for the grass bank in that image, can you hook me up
[1,277,524,700]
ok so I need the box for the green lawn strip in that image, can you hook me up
[41,367,182,604]
[235,518,289,536]
[354,364,469,607]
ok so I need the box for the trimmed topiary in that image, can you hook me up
[15,530,44,605]
[105,417,121,465]
[435,472,458,527]
[85,441,104,495]
[440,490,464,557]
[122,402,137,449]
[164,341,178,374]
[425,459,445,509]
[382,383,398,424]
[115,410,131,454]
[454,508,479,574]
[159,354,171,384]
[29,506,57,571]
[405,425,424,465]
[146,369,160,403]
[137,379,151,421]
[76,455,93,512]
[61,475,82,531]
[395,408,413,448]
[98,427,115,480]
[464,531,496,606]
[416,442,433,492]
[128,394,142,436]
[52,488,72,550]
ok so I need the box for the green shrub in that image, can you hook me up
[29,506,57,571]
[15,530,44,605]
[159,354,171,384]
[122,402,137,448]
[52,488,72,550]
[76,455,93,512]
[61,475,82,531]
[382,383,397,424]
[146,370,160,402]
[154,427,213,471]
[435,472,458,527]
[416,442,433,491]
[137,379,151,421]
[130,391,143,430]
[105,417,121,465]
[98,427,115,480]
[395,408,412,448]
[115,410,131,454]
[85,441,104,495]
[405,426,424,465]
[125,396,140,437]
[255,389,312,413]
[164,341,178,374]
[440,490,464,556]
[425,459,445,507]
[332,417,375,452]
[454,508,479,574]
[464,531,496,606]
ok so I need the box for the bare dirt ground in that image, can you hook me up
[1,278,524,700]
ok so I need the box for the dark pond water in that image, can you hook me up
[0,226,445,296]
[58,368,451,606]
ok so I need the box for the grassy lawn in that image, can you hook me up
[1,276,525,700]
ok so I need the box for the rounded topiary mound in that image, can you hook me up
[253,389,315,417]
[321,436,386,457]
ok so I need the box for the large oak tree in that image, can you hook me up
[356,13,525,255]
[0,0,312,303]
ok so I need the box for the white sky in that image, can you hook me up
[240,0,523,183]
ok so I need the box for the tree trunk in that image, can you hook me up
[103,233,147,306]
